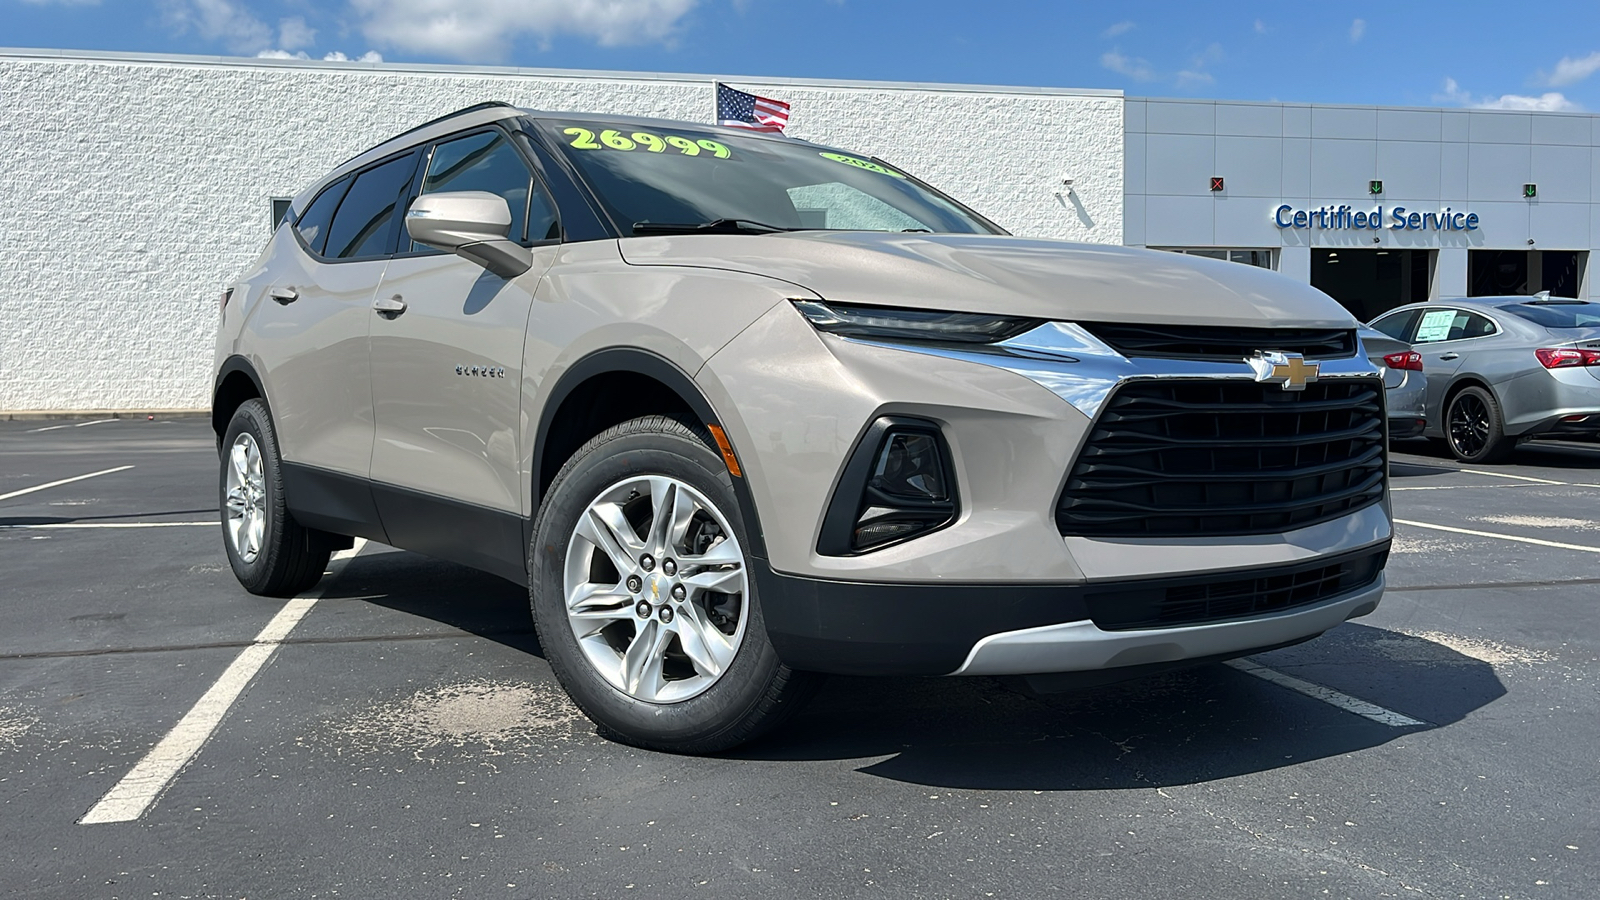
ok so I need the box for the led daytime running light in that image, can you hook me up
[793,300,1040,344]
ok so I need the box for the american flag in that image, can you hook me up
[716,83,790,133]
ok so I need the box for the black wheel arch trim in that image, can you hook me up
[529,347,768,559]
[213,355,269,438]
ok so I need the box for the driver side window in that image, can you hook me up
[413,130,559,252]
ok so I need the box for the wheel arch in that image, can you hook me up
[213,356,268,445]
[531,348,767,558]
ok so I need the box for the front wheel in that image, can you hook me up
[530,415,818,753]
[1444,385,1514,463]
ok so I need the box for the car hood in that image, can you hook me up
[619,231,1357,329]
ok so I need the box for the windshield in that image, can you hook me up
[534,119,1003,236]
[1497,302,1600,329]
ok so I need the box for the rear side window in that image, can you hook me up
[1498,302,1600,329]
[416,130,558,249]
[295,177,350,256]
[1370,309,1420,341]
[325,153,419,260]
[1413,308,1497,343]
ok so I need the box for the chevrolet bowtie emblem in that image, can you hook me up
[650,576,660,599]
[1247,350,1320,391]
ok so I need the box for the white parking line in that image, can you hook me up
[0,466,134,502]
[0,521,213,529]
[1458,468,1567,485]
[1395,518,1600,554]
[1225,659,1425,727]
[25,419,119,433]
[79,539,367,825]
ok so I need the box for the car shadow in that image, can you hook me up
[313,550,1505,790]
[1393,436,1600,470]
[0,509,218,526]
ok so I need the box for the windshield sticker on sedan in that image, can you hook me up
[818,152,906,178]
[1415,309,1459,342]
[562,127,733,159]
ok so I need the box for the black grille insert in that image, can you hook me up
[1084,547,1387,631]
[1057,379,1386,537]
[1079,323,1356,361]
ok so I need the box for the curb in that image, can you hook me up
[1,410,211,421]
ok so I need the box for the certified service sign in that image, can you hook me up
[1274,204,1479,232]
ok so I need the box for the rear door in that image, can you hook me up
[367,127,561,581]
[1408,307,1499,414]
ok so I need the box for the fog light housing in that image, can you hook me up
[818,417,959,554]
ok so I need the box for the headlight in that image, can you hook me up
[792,300,1039,344]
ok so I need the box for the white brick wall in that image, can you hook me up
[0,51,1122,411]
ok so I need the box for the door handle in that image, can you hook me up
[372,295,407,317]
[268,286,298,304]
[1438,352,1459,361]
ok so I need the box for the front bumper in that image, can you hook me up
[758,542,1389,676]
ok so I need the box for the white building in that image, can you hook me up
[3,49,1598,412]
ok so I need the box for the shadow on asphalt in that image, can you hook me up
[312,549,1505,789]
[727,623,1504,790]
[1393,436,1600,469]
[0,509,216,527]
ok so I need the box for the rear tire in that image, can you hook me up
[1444,385,1514,464]
[529,415,819,754]
[220,399,332,597]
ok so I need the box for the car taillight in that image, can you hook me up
[1535,348,1600,368]
[1383,350,1423,371]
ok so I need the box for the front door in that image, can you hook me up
[367,128,561,582]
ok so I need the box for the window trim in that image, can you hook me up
[390,123,563,261]
[293,148,423,264]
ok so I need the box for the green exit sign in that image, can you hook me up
[1524,183,1538,198]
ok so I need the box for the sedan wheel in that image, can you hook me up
[1444,385,1513,463]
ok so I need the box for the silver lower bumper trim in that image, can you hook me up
[947,574,1385,676]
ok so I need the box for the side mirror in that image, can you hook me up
[405,191,533,279]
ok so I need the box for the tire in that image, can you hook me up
[1444,385,1514,464]
[529,415,820,753]
[219,399,333,597]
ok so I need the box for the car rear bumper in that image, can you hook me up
[757,543,1389,677]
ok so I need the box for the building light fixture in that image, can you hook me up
[1369,180,1383,195]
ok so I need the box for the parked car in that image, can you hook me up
[213,103,1391,752]
[1359,325,1427,439]
[1369,296,1600,462]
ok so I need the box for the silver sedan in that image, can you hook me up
[1359,325,1427,441]
[1369,296,1600,462]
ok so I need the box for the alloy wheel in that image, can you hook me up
[224,432,267,563]
[562,475,748,704]
[1448,393,1490,458]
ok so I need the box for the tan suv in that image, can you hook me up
[213,103,1392,751]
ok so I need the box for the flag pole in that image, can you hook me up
[711,80,721,124]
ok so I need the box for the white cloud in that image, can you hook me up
[278,16,316,51]
[350,0,699,61]
[1101,21,1134,39]
[1176,43,1223,89]
[162,0,274,53]
[257,48,386,63]
[1545,51,1600,87]
[1478,92,1578,112]
[1253,19,1268,35]
[1349,18,1365,43]
[1436,77,1579,112]
[1100,49,1156,82]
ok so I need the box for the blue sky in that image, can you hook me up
[8,0,1600,111]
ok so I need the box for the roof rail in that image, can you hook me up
[389,101,520,143]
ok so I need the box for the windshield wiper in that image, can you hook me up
[631,218,800,236]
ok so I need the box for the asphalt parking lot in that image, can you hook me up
[2,418,1597,899]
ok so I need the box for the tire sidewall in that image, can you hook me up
[531,422,784,749]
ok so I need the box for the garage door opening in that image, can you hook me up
[1310,249,1434,321]
[1468,249,1586,298]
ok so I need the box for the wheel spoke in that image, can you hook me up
[672,603,734,678]
[578,503,643,573]
[621,619,672,698]
[568,581,632,616]
[682,564,743,594]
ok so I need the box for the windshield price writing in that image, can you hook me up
[563,127,732,158]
